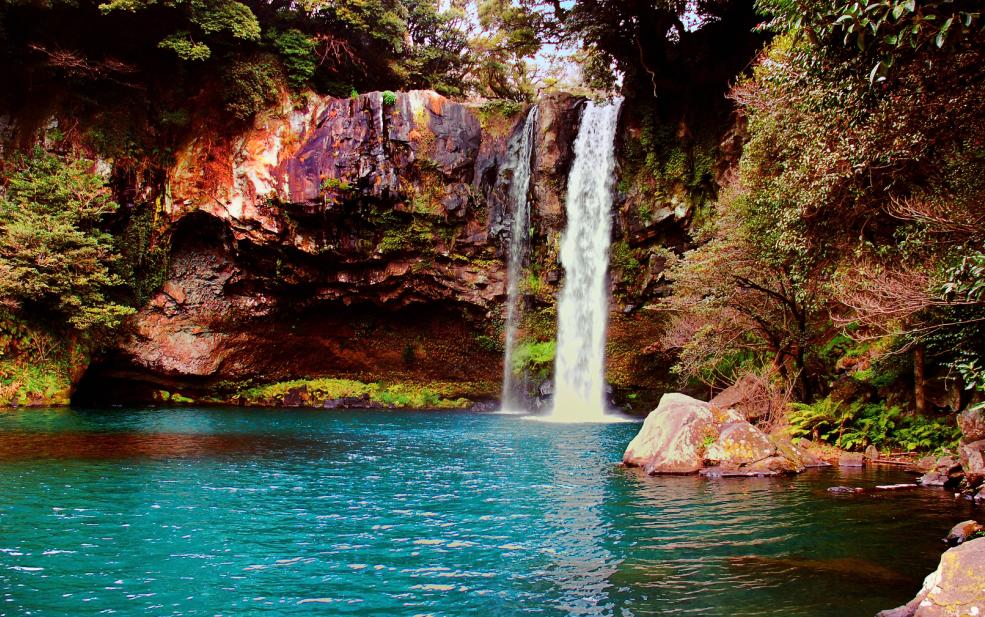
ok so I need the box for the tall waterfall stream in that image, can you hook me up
[500,106,539,411]
[549,98,623,421]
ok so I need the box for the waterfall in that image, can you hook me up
[501,106,539,411]
[549,98,623,421]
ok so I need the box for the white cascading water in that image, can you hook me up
[501,106,539,411]
[549,98,623,421]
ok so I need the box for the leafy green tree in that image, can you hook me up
[0,149,134,333]
[397,0,472,95]
[758,0,982,82]
[99,0,262,61]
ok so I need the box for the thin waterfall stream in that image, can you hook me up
[549,98,623,421]
[501,106,539,411]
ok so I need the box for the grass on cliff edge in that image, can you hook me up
[236,378,478,409]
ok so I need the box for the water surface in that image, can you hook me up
[0,407,974,616]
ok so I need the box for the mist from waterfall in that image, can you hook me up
[548,98,623,422]
[501,106,539,411]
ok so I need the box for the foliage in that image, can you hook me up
[610,241,641,279]
[663,0,985,415]
[222,56,281,121]
[789,397,960,452]
[0,311,88,405]
[100,0,262,61]
[759,0,982,82]
[470,0,544,100]
[381,90,397,106]
[268,28,317,90]
[237,377,470,409]
[116,202,171,307]
[510,340,555,380]
[0,148,134,333]
[661,185,832,399]
[396,0,472,96]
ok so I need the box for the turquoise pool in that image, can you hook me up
[0,407,973,615]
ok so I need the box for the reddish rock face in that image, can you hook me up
[79,90,588,402]
[70,88,691,406]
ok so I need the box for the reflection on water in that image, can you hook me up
[543,427,619,615]
[0,430,327,459]
[0,406,975,616]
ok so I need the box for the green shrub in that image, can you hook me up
[269,29,316,90]
[0,148,135,333]
[223,56,281,121]
[789,396,960,453]
[475,334,502,353]
[511,340,555,380]
[382,90,397,106]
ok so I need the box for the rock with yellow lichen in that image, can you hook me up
[877,537,985,617]
[623,392,805,476]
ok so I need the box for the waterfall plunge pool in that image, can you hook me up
[0,406,971,615]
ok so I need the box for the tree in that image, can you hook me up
[0,149,134,333]
[662,185,832,399]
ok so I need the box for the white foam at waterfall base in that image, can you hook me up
[547,98,624,423]
[500,106,539,412]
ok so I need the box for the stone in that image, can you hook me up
[864,444,880,461]
[708,373,773,421]
[773,436,829,468]
[877,537,985,616]
[624,392,804,476]
[705,421,779,468]
[838,452,865,467]
[945,520,984,547]
[828,486,864,494]
[917,456,963,487]
[959,440,985,486]
[623,393,717,474]
[911,455,938,473]
[958,408,985,443]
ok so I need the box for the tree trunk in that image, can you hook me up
[796,346,812,402]
[914,345,926,415]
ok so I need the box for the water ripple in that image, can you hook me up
[0,407,972,616]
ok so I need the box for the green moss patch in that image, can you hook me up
[234,377,485,409]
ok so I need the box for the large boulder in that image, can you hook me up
[958,408,985,443]
[702,421,806,476]
[623,393,719,474]
[877,537,985,616]
[959,440,985,486]
[705,420,775,465]
[624,393,804,476]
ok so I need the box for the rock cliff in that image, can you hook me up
[27,89,693,408]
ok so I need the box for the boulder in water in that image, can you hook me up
[623,393,804,476]
[945,520,983,547]
[623,393,717,474]
[917,455,963,487]
[877,537,985,616]
[704,421,804,474]
[838,452,865,467]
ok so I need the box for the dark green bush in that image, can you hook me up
[789,397,960,453]
[222,56,281,121]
